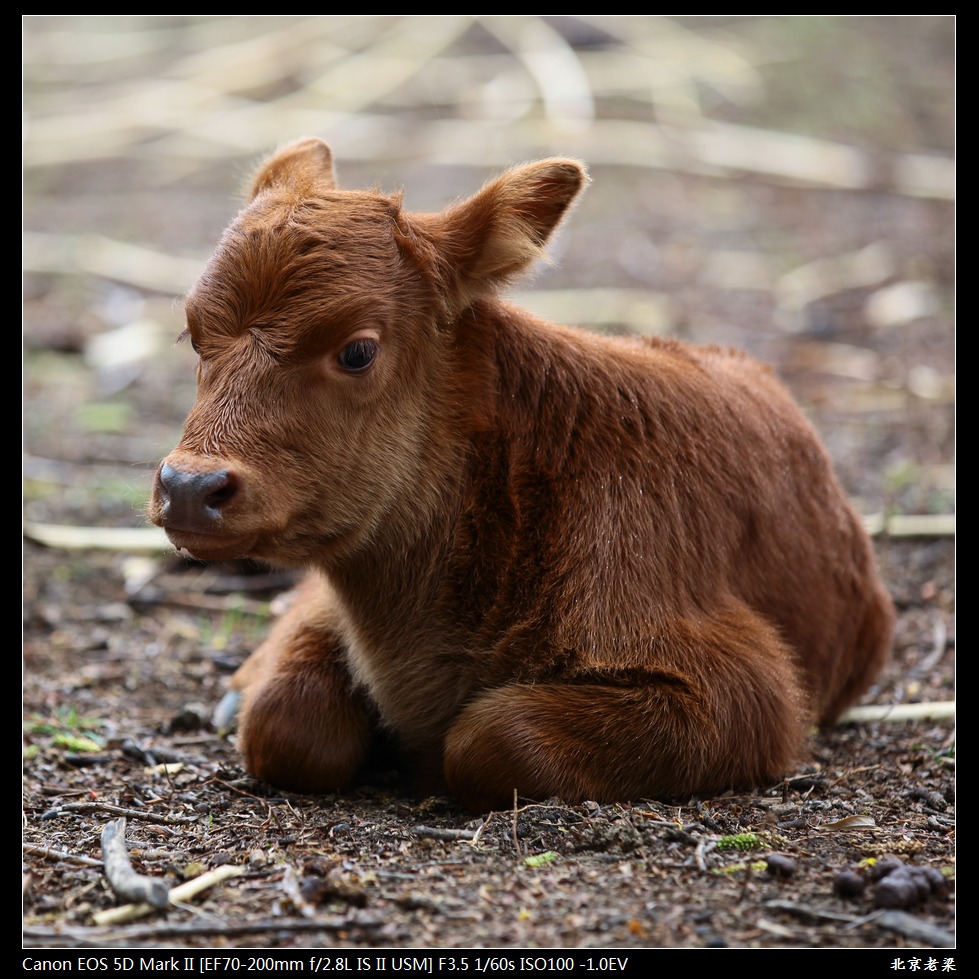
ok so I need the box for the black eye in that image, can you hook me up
[338,338,378,373]
[177,327,200,355]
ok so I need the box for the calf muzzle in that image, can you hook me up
[154,462,238,534]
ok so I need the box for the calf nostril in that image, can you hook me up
[204,472,238,510]
[158,463,178,496]
[158,463,238,525]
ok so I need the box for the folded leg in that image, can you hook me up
[228,575,375,793]
[444,602,806,812]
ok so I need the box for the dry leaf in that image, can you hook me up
[823,815,877,831]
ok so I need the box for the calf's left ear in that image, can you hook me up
[249,137,338,200]
[428,159,588,303]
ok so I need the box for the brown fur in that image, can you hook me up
[149,138,894,813]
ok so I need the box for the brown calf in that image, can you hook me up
[149,138,894,813]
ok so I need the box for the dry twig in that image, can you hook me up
[874,909,956,948]
[23,844,103,867]
[25,913,382,947]
[839,702,955,724]
[413,825,479,842]
[91,864,244,926]
[512,790,522,855]
[25,521,170,552]
[42,802,197,824]
[280,864,319,919]
[100,818,170,909]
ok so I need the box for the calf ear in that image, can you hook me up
[432,159,588,302]
[249,137,337,199]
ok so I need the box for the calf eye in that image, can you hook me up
[177,327,199,355]
[338,338,378,373]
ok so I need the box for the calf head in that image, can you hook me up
[150,138,586,566]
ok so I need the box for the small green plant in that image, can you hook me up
[524,851,558,868]
[716,832,764,851]
[199,601,270,651]
[712,860,768,875]
[24,706,106,752]
[914,742,955,769]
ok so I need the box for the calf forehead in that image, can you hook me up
[186,190,407,348]
[240,186,401,240]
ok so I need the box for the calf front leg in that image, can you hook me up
[226,575,374,793]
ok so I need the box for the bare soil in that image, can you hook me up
[24,16,954,953]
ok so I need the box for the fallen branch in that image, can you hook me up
[694,837,715,872]
[23,231,204,294]
[764,901,954,947]
[280,864,319,919]
[23,844,103,867]
[349,117,953,200]
[24,914,384,948]
[763,899,864,925]
[875,910,955,949]
[100,818,169,909]
[512,790,522,855]
[131,591,273,617]
[863,513,955,538]
[24,521,170,552]
[470,814,493,848]
[839,702,955,724]
[413,825,480,842]
[914,617,949,680]
[41,802,197,825]
[91,864,244,926]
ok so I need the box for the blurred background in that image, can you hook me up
[24,15,954,538]
[22,18,955,943]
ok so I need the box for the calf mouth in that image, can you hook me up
[162,527,260,563]
[163,521,354,568]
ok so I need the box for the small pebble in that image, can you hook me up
[874,870,918,909]
[916,865,948,898]
[836,856,949,910]
[168,702,209,733]
[869,854,904,881]
[833,869,866,898]
[765,853,795,879]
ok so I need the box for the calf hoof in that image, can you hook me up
[213,689,242,734]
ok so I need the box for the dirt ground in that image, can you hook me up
[24,17,954,953]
